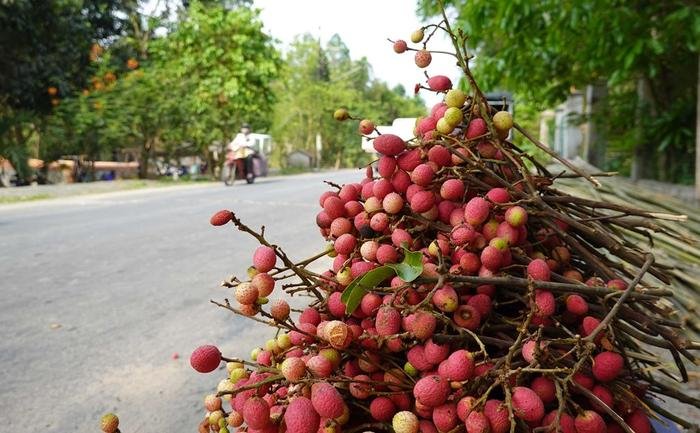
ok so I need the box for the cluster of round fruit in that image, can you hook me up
[185,21,679,433]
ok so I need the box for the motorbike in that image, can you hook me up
[222,148,265,186]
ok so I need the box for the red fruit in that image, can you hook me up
[486,188,510,204]
[541,410,576,433]
[410,190,436,213]
[625,409,651,433]
[591,384,614,411]
[243,397,270,429]
[299,308,321,326]
[467,293,492,317]
[521,340,542,363]
[456,396,476,422]
[373,134,406,156]
[464,197,490,226]
[415,49,432,68]
[592,351,624,382]
[480,246,502,271]
[360,292,382,317]
[330,217,352,238]
[527,259,550,281]
[428,145,452,167]
[496,221,519,245]
[349,374,372,399]
[311,383,344,418]
[432,286,458,312]
[253,246,277,272]
[370,396,396,421]
[210,210,232,226]
[236,282,259,305]
[190,345,221,373]
[376,306,401,336]
[511,386,545,423]
[427,75,452,91]
[372,179,394,200]
[306,355,333,378]
[484,399,509,433]
[581,315,603,339]
[573,372,595,391]
[417,117,438,136]
[393,39,408,53]
[453,305,481,330]
[411,163,435,186]
[378,156,397,178]
[534,290,556,317]
[397,148,422,171]
[392,228,413,249]
[431,102,448,119]
[566,294,589,315]
[327,292,346,318]
[607,278,627,291]
[504,206,528,227]
[323,196,346,219]
[370,212,389,232]
[391,169,411,193]
[466,118,487,139]
[438,349,474,381]
[413,375,450,407]
[465,411,490,433]
[359,119,375,135]
[474,362,494,377]
[460,252,481,274]
[574,410,607,433]
[407,345,432,371]
[334,233,357,255]
[530,376,556,404]
[270,299,290,321]
[281,357,306,381]
[433,403,458,432]
[284,397,320,433]
[424,338,450,364]
[316,211,332,229]
[408,310,437,340]
[440,179,465,201]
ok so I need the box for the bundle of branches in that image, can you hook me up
[179,8,700,433]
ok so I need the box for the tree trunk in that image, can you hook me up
[695,53,700,200]
[139,140,151,179]
[584,83,608,168]
[631,77,657,181]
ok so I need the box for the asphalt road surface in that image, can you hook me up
[0,170,359,433]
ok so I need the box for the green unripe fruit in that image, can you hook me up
[445,89,466,108]
[246,266,259,279]
[256,296,269,305]
[229,367,248,383]
[277,332,292,350]
[226,361,243,373]
[265,338,279,353]
[319,347,341,367]
[404,361,418,377]
[493,111,513,131]
[220,427,230,433]
[443,107,463,126]
[410,28,424,43]
[334,108,350,121]
[209,410,224,425]
[219,418,228,429]
[250,347,261,361]
[436,117,455,134]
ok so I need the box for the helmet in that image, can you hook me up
[241,123,251,130]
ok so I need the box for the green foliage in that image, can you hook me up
[271,34,425,169]
[341,249,423,314]
[419,0,699,183]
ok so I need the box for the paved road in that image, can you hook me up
[0,170,359,433]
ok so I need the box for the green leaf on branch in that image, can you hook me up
[340,266,395,315]
[386,248,424,282]
[340,248,423,314]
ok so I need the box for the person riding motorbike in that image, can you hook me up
[226,123,256,181]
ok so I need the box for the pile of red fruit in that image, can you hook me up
[188,13,699,433]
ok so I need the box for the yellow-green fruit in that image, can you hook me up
[393,411,419,433]
[220,427,230,433]
[336,267,353,286]
[319,347,341,367]
[445,89,466,108]
[404,361,418,377]
[226,361,243,373]
[256,296,269,305]
[443,107,463,126]
[410,28,425,43]
[209,410,224,425]
[246,266,259,279]
[219,417,227,429]
[277,333,292,350]
[493,111,513,131]
[250,347,261,361]
[436,117,455,134]
[100,413,119,433]
[333,108,350,121]
[326,242,337,258]
[265,339,279,353]
[428,241,440,257]
[217,379,235,401]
